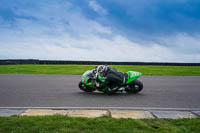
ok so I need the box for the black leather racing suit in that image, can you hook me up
[98,67,126,90]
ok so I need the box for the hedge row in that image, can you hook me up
[0,59,199,66]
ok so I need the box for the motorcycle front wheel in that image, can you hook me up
[125,80,143,93]
[79,81,95,92]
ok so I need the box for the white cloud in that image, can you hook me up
[158,33,200,54]
[1,29,200,62]
[0,1,200,63]
[89,0,107,16]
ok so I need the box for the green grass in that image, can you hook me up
[0,115,199,133]
[0,65,200,76]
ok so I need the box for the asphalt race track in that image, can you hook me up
[0,74,200,109]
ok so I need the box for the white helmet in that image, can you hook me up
[96,65,108,76]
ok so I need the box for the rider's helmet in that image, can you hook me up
[96,65,108,77]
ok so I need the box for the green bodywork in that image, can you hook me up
[81,70,94,87]
[97,75,105,82]
[125,71,142,84]
[81,70,142,92]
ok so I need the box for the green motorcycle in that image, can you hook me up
[79,70,143,94]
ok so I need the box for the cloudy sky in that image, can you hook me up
[0,0,200,62]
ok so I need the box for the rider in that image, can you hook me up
[94,65,127,94]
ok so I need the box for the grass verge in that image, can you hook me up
[0,65,200,76]
[0,115,200,133]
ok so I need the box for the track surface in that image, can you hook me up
[0,74,200,108]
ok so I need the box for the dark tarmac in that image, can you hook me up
[0,74,200,109]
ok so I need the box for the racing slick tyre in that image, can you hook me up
[79,81,95,92]
[125,80,143,93]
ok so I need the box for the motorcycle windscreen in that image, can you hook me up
[82,70,93,85]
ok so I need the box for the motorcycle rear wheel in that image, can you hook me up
[79,81,95,92]
[125,80,143,93]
